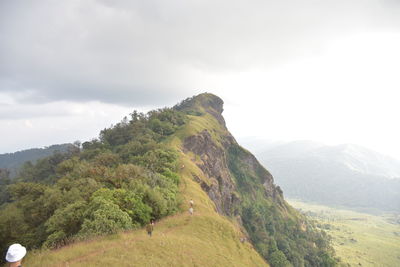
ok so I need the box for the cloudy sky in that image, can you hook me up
[1,0,400,159]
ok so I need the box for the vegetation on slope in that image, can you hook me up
[0,108,184,261]
[21,169,268,267]
[227,144,337,266]
[1,93,338,266]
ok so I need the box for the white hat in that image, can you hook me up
[6,244,26,262]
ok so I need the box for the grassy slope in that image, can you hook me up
[288,200,400,267]
[22,164,267,266]
[21,112,268,267]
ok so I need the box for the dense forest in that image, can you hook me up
[0,108,184,259]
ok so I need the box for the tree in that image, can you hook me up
[79,197,132,236]
[269,250,291,267]
[132,149,178,173]
[0,204,30,256]
[0,168,11,204]
[91,188,152,225]
[44,201,87,248]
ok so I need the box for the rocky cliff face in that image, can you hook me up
[181,94,282,217]
[183,129,239,215]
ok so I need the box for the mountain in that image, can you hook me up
[0,144,75,177]
[256,141,400,213]
[303,143,400,179]
[1,94,337,266]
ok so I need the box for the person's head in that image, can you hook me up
[6,244,26,265]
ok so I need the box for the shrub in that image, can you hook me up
[92,188,152,226]
[79,197,133,236]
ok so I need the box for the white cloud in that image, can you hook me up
[219,31,400,159]
[24,120,33,128]
[1,0,400,160]
[1,0,399,105]
[0,101,144,153]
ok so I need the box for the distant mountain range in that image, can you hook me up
[253,140,400,213]
[0,144,74,177]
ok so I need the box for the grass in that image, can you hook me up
[21,151,268,267]
[173,113,228,148]
[288,199,400,267]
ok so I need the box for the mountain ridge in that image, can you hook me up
[2,93,338,266]
[0,144,74,178]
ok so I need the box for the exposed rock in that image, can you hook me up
[200,95,226,127]
[184,130,238,215]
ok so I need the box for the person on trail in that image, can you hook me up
[189,207,194,215]
[5,243,26,267]
[189,199,194,207]
[146,221,154,237]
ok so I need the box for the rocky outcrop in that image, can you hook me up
[184,130,239,215]
[199,95,226,127]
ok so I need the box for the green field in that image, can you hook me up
[288,200,400,267]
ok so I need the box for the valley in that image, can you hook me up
[288,200,400,266]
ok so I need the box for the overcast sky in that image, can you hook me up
[1,0,400,159]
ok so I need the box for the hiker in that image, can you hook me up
[189,207,194,215]
[5,243,26,267]
[189,199,194,207]
[146,220,154,237]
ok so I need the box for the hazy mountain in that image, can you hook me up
[255,141,400,213]
[0,144,74,177]
[311,144,400,179]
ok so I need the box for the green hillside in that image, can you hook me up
[1,93,337,266]
[0,144,74,178]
